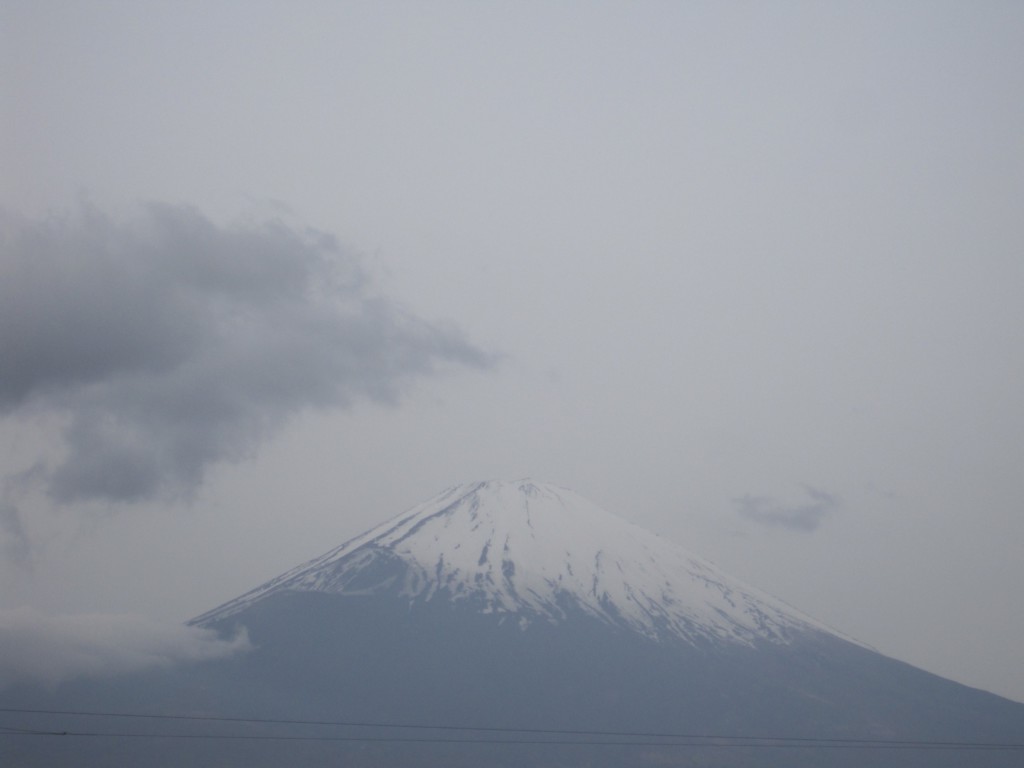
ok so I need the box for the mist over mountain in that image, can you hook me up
[4,480,1023,767]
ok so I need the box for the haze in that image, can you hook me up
[1,1,1022,703]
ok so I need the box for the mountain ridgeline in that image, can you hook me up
[194,479,840,645]
[5,480,1023,767]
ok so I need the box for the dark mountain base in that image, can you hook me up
[4,591,1023,767]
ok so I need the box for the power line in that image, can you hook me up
[10,734,1024,750]
[1,706,1021,752]
[0,724,60,736]
[4,730,1022,751]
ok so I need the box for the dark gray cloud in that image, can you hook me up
[0,608,250,688]
[734,486,839,532]
[0,203,493,505]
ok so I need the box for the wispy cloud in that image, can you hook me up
[0,499,31,567]
[0,203,493,507]
[0,608,250,688]
[734,486,840,532]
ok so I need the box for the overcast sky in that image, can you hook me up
[1,1,1022,702]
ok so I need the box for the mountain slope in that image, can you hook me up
[194,479,848,647]
[4,480,1023,768]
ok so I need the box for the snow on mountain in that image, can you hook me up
[194,480,851,647]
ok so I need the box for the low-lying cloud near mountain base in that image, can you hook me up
[0,608,250,688]
[0,203,493,507]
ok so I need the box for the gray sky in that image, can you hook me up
[2,1,1022,702]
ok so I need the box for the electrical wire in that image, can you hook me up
[1,706,1022,751]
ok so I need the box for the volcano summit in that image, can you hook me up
[5,480,1023,767]
[194,479,841,647]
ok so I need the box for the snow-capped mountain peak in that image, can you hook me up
[194,480,847,647]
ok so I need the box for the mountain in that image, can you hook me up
[4,480,1023,767]
[194,479,845,646]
